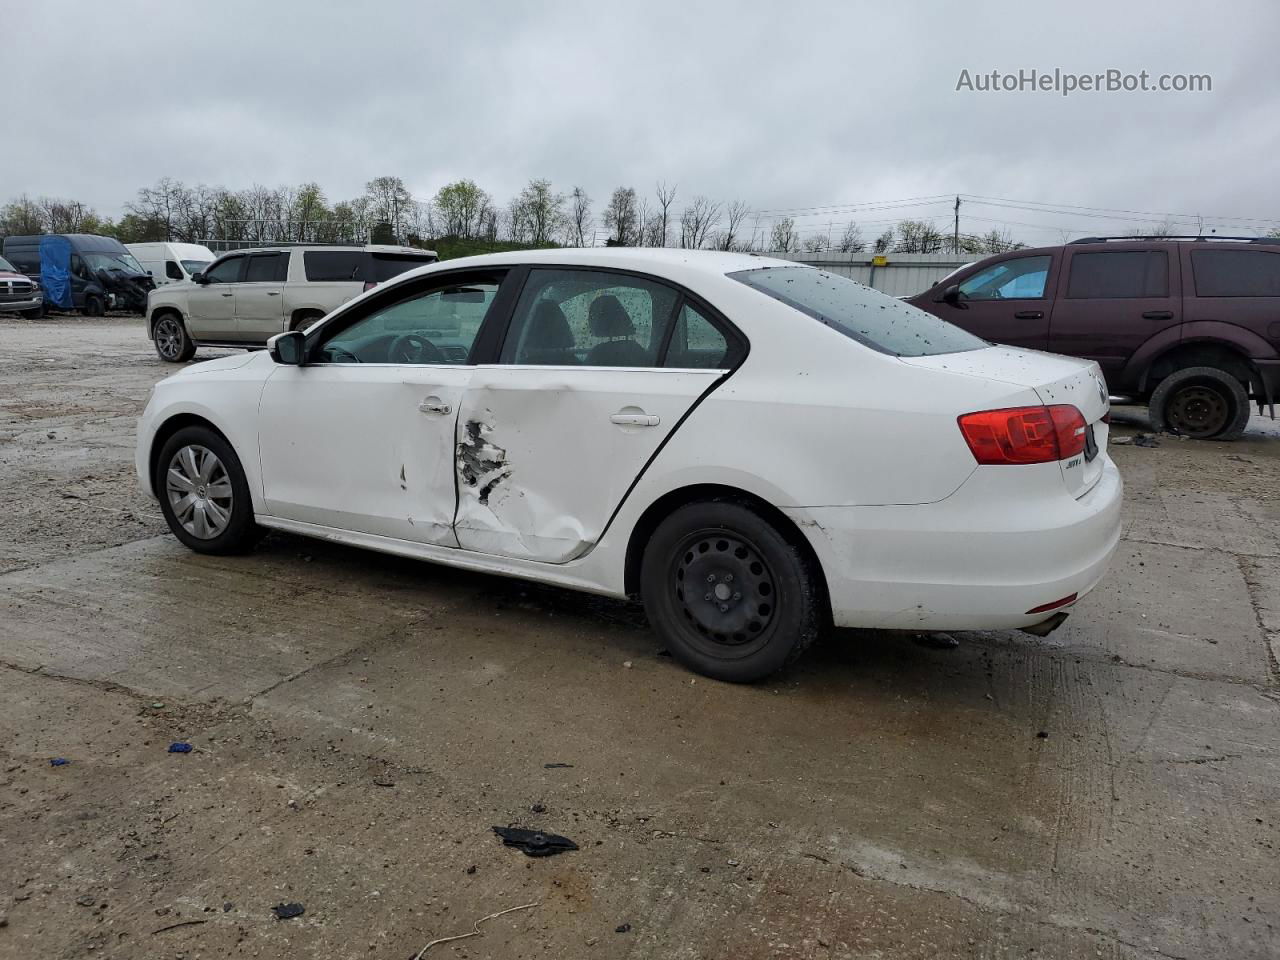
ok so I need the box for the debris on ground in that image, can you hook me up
[271,902,305,920]
[410,901,537,958]
[168,743,192,754]
[912,631,960,650]
[75,895,95,907]
[622,660,633,669]
[543,762,574,769]
[49,757,70,766]
[151,918,209,935]
[615,923,631,933]
[1036,731,1050,739]
[1115,433,1162,447]
[492,826,579,857]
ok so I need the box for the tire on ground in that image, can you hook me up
[1148,365,1251,441]
[291,311,323,331]
[155,425,261,555]
[152,311,196,362]
[640,499,824,683]
[83,295,105,317]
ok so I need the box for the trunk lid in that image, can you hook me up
[900,346,1110,497]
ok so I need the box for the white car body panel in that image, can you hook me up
[137,248,1123,633]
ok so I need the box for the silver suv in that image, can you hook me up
[146,244,438,362]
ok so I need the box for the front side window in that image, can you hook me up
[730,266,986,357]
[957,256,1051,300]
[203,256,244,284]
[1066,251,1168,299]
[181,259,211,276]
[317,277,501,364]
[500,269,679,367]
[165,261,184,280]
[1192,249,1280,297]
[244,253,288,283]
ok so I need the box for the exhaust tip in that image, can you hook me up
[1021,611,1070,637]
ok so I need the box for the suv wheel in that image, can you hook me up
[640,500,823,682]
[83,295,105,317]
[153,313,196,362]
[155,426,260,554]
[1149,365,1251,441]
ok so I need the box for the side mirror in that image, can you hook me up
[269,330,305,365]
[940,283,965,307]
[192,272,210,285]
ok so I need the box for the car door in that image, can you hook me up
[1048,245,1180,383]
[186,254,244,340]
[256,269,509,545]
[930,253,1057,350]
[452,267,740,563]
[234,252,289,340]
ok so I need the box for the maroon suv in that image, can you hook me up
[907,237,1280,440]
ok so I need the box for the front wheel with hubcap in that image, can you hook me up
[1149,365,1250,441]
[156,426,259,554]
[640,500,823,682]
[153,313,196,362]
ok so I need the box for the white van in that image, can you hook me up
[126,242,217,286]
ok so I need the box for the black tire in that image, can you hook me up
[640,500,823,682]
[291,311,323,332]
[152,312,197,362]
[155,426,260,554]
[1149,365,1251,441]
[21,305,45,319]
[82,295,105,317]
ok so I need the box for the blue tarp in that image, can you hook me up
[39,235,73,309]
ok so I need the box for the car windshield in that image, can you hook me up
[84,252,146,274]
[181,259,212,275]
[0,255,17,272]
[729,266,987,357]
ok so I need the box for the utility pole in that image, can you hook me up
[953,195,961,254]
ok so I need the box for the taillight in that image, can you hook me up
[957,404,1087,465]
[363,280,378,292]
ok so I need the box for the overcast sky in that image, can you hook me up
[9,0,1280,244]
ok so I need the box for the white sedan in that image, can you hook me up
[136,249,1122,682]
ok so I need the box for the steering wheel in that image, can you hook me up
[388,333,445,364]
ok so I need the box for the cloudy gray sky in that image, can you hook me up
[8,0,1280,244]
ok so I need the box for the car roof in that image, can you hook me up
[431,247,792,273]
[216,244,435,256]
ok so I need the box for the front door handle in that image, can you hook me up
[611,412,660,426]
[220,292,233,298]
[418,396,452,415]
[267,291,281,296]
[1013,310,1044,319]
[1142,310,1174,320]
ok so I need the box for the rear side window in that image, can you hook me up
[304,251,436,282]
[245,252,288,282]
[729,266,986,357]
[1192,249,1280,297]
[664,303,730,368]
[1067,251,1168,299]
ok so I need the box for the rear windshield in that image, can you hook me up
[729,266,987,357]
[304,250,437,283]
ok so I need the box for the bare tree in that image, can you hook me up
[653,181,677,248]
[873,228,895,253]
[769,217,799,253]
[715,200,750,251]
[893,220,944,253]
[603,187,639,245]
[512,178,566,246]
[679,195,721,249]
[837,222,865,253]
[434,180,492,239]
[568,187,592,246]
[0,195,45,237]
[802,234,829,253]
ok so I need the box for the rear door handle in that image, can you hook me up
[610,412,660,426]
[1142,310,1174,320]
[220,292,233,298]
[267,291,280,296]
[1013,310,1044,319]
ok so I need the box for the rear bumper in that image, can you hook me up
[785,457,1123,631]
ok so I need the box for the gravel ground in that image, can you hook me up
[1,315,1278,960]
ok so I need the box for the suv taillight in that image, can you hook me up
[957,405,1087,465]
[363,280,378,292]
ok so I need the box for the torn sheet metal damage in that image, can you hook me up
[457,419,512,506]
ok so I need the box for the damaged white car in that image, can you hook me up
[136,249,1122,682]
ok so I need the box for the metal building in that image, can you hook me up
[767,251,974,297]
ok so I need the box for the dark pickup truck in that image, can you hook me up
[907,237,1280,440]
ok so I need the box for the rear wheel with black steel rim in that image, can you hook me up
[83,295,105,317]
[153,312,196,362]
[1149,365,1250,441]
[640,500,823,682]
[155,425,259,554]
